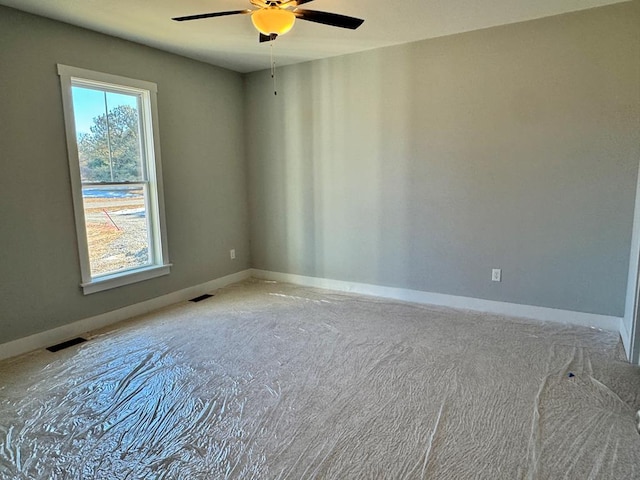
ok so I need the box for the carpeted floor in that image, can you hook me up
[1,279,639,479]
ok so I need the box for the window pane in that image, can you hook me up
[72,87,109,183]
[72,87,144,183]
[105,92,144,182]
[82,185,151,277]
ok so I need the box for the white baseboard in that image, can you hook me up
[251,269,623,333]
[0,269,252,361]
[2,268,625,362]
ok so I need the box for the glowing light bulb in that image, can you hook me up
[251,7,296,36]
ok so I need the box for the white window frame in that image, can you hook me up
[58,65,171,294]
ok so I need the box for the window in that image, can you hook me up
[58,65,170,294]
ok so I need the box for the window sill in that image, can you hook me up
[81,264,172,295]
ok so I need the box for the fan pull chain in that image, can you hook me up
[270,41,277,96]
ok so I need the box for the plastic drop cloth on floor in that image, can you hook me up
[1,279,639,479]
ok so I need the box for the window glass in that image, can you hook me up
[81,185,150,277]
[72,87,144,183]
[71,87,150,278]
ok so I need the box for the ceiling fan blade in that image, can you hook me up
[259,33,278,43]
[172,10,252,22]
[294,9,364,30]
[278,0,315,7]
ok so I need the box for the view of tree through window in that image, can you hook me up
[77,104,143,182]
[72,87,151,277]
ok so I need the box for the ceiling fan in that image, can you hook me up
[172,0,365,43]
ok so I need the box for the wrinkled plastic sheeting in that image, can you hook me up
[1,279,640,479]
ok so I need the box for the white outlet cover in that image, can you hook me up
[492,269,502,282]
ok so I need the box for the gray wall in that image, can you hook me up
[0,7,250,344]
[246,1,640,317]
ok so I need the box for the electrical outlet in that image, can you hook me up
[492,268,502,282]
[230,249,236,260]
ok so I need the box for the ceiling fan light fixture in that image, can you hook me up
[251,7,296,36]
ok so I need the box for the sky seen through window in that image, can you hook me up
[71,86,138,135]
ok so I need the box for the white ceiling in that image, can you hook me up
[0,0,628,72]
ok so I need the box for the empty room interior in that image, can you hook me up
[1,0,640,478]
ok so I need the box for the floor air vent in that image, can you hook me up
[46,337,87,352]
[190,294,214,303]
